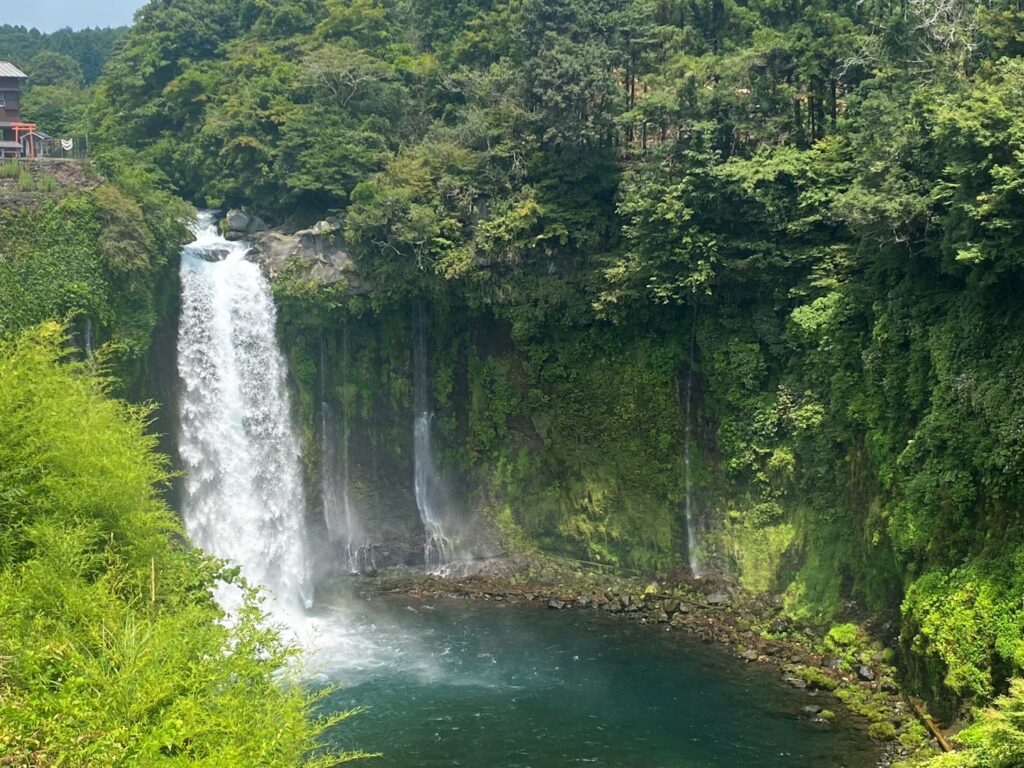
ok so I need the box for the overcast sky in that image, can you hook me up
[5,0,144,32]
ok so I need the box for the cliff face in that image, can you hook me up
[0,159,100,211]
[222,210,373,296]
[268,291,689,577]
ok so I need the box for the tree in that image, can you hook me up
[27,50,84,88]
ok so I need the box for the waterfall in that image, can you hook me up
[684,307,701,578]
[176,213,312,612]
[412,302,454,572]
[83,316,93,359]
[320,330,372,574]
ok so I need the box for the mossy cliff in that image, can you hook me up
[0,163,189,392]
[276,290,690,575]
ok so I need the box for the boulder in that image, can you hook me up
[705,592,729,606]
[740,648,759,662]
[246,214,270,234]
[225,209,250,233]
[249,225,372,294]
[857,665,876,682]
[547,598,566,610]
[191,246,231,263]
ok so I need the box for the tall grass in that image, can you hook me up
[0,160,21,179]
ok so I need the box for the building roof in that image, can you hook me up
[0,141,23,149]
[0,62,28,79]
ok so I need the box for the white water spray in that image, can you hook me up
[412,302,454,572]
[176,213,312,612]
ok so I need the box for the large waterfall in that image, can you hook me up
[412,303,454,572]
[176,214,312,612]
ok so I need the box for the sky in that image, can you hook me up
[4,0,144,33]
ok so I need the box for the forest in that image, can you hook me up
[3,0,1024,765]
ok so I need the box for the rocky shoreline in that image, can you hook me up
[346,560,945,767]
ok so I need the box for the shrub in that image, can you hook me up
[0,324,369,766]
[869,722,897,742]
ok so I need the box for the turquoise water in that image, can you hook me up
[311,596,878,768]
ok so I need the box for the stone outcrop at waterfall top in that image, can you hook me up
[243,217,373,295]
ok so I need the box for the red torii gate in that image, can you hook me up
[11,122,38,158]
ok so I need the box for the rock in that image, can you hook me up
[192,246,231,262]
[606,600,623,614]
[547,598,566,610]
[624,601,641,613]
[803,705,822,716]
[246,214,269,234]
[577,594,591,609]
[705,593,729,606]
[249,228,372,293]
[740,648,759,662]
[225,209,250,233]
[676,603,691,614]
[657,612,670,623]
[308,219,337,236]
[823,657,843,670]
[857,665,876,682]
[662,599,680,614]
[784,676,808,689]
[771,618,790,634]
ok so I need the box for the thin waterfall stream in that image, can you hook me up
[684,305,701,578]
[412,301,455,572]
[320,330,371,574]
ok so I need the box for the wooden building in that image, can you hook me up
[0,62,32,158]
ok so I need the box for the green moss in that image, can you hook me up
[897,720,929,751]
[712,521,795,593]
[902,553,1024,700]
[868,722,897,742]
[836,685,894,724]
[799,666,839,691]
